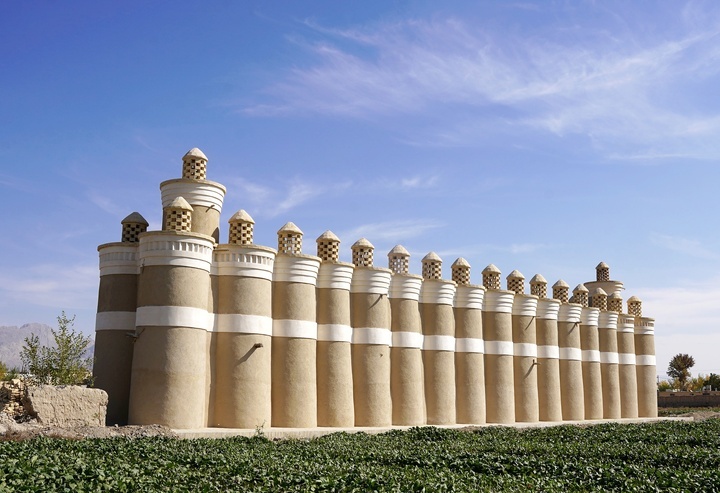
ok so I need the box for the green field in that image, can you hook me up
[2,420,719,492]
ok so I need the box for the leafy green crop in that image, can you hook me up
[1,420,719,491]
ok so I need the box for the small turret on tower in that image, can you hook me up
[451,258,471,285]
[388,245,410,274]
[506,270,525,294]
[627,296,642,317]
[596,262,610,282]
[352,238,374,267]
[572,284,589,307]
[422,252,442,280]
[277,222,303,255]
[530,274,547,298]
[482,264,501,290]
[121,212,148,243]
[316,231,341,262]
[182,148,208,181]
[590,288,608,311]
[552,279,569,303]
[228,210,254,245]
[164,197,193,232]
[608,292,623,313]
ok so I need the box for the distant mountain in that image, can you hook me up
[0,323,95,370]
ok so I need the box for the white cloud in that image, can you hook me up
[338,219,443,244]
[650,233,719,260]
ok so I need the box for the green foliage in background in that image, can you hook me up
[1,420,720,491]
[20,312,92,386]
[667,353,696,390]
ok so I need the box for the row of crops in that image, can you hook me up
[1,419,719,491]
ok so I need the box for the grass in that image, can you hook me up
[658,406,720,416]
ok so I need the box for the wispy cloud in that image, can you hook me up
[400,175,439,189]
[0,263,98,310]
[338,219,443,244]
[650,233,719,260]
[242,11,720,158]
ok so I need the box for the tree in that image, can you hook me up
[667,353,695,391]
[20,312,93,385]
[705,373,720,391]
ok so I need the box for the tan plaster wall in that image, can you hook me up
[389,298,425,426]
[454,307,485,424]
[536,318,562,421]
[137,266,210,310]
[580,323,603,420]
[513,311,538,423]
[558,319,584,420]
[274,281,317,321]
[421,303,456,425]
[617,331,639,418]
[190,207,221,243]
[483,311,514,424]
[96,274,138,312]
[93,330,134,425]
[635,327,657,418]
[599,323,621,419]
[217,276,272,316]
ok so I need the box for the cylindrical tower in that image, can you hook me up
[584,261,625,297]
[555,279,584,421]
[615,297,639,418]
[387,245,425,426]
[577,284,602,420]
[507,270,539,423]
[94,212,147,425]
[420,252,457,425]
[160,148,226,243]
[630,297,658,418]
[350,238,393,427]
[271,222,321,428]
[482,264,515,424]
[212,210,275,428]
[453,258,486,424]
[594,288,621,419]
[532,274,562,422]
[315,231,355,427]
[128,197,215,428]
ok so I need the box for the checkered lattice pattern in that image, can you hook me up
[422,260,442,280]
[483,273,501,290]
[452,265,470,285]
[182,158,207,180]
[317,240,340,262]
[166,210,192,232]
[229,222,253,245]
[573,291,589,307]
[278,233,302,255]
[352,247,374,267]
[553,286,569,303]
[122,223,147,243]
[507,277,524,294]
[597,266,610,282]
[591,293,607,311]
[608,298,623,313]
[531,283,547,298]
[388,255,409,274]
[628,300,642,317]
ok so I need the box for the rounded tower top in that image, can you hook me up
[506,270,525,294]
[182,148,208,181]
[229,209,255,224]
[627,296,642,317]
[530,273,547,298]
[572,283,589,307]
[608,292,623,313]
[164,196,193,232]
[121,212,148,243]
[228,209,255,245]
[422,252,442,280]
[552,279,570,303]
[388,244,410,274]
[277,221,303,255]
[590,287,608,310]
[351,238,375,267]
[596,261,610,282]
[451,257,471,285]
[482,263,501,290]
[316,230,341,262]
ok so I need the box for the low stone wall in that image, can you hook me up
[0,379,27,417]
[24,385,108,427]
[658,391,720,408]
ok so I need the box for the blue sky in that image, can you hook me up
[2,1,720,378]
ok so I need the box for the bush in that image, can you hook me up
[20,312,92,386]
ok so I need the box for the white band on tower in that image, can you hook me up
[95,311,137,331]
[537,345,560,359]
[455,337,485,353]
[423,335,456,352]
[272,319,318,339]
[352,327,392,346]
[214,314,273,335]
[391,331,424,349]
[484,340,514,356]
[317,323,353,342]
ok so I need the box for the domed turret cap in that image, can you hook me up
[592,287,607,296]
[352,237,374,249]
[422,251,442,263]
[573,283,589,293]
[229,209,255,224]
[278,222,303,235]
[317,230,340,242]
[482,264,501,274]
[507,269,524,279]
[553,279,569,289]
[168,196,193,211]
[183,148,208,161]
[452,257,470,268]
[388,244,410,256]
[530,274,547,284]
[122,212,149,226]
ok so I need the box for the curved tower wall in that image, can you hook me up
[454,284,486,424]
[617,314,639,418]
[580,307,603,419]
[483,290,515,424]
[536,298,562,422]
[635,317,658,418]
[558,304,584,420]
[512,294,539,423]
[160,180,226,243]
[598,310,621,419]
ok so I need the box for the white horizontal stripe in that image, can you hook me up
[598,312,618,330]
[212,247,275,280]
[317,324,353,342]
[420,281,456,305]
[512,296,538,316]
[423,335,456,352]
[139,234,214,272]
[352,327,392,346]
[273,256,320,285]
[582,349,601,363]
[513,342,537,358]
[136,305,211,331]
[160,180,226,210]
[98,245,140,276]
[636,355,656,366]
[389,275,422,300]
[537,345,560,359]
[351,268,392,294]
[455,337,484,353]
[617,326,635,333]
[483,291,514,313]
[634,327,655,335]
[316,263,354,290]
[559,347,582,361]
[392,331,424,349]
[618,353,637,365]
[454,286,484,310]
[600,352,619,364]
[214,314,272,335]
[581,308,600,326]
[484,340,514,356]
[536,299,560,320]
[558,304,582,323]
[273,319,317,340]
[95,311,136,331]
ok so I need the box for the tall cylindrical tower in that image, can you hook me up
[350,238,393,427]
[271,222,321,428]
[315,231,355,427]
[453,258,486,425]
[532,274,562,422]
[577,284,602,420]
[388,245,426,426]
[555,279,584,421]
[594,288,621,419]
[128,197,215,428]
[615,296,639,418]
[213,210,275,428]
[630,297,658,418]
[160,148,226,243]
[420,252,457,425]
[482,264,515,424]
[507,270,539,423]
[94,212,147,425]
[584,262,625,297]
